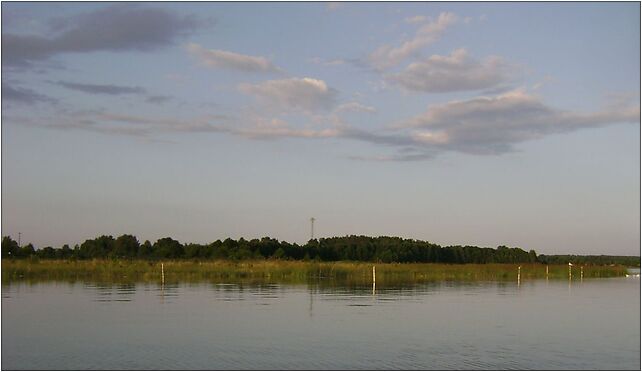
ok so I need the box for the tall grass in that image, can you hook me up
[1,259,628,285]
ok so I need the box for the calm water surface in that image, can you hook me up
[2,276,640,370]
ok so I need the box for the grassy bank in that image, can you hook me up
[1,259,629,285]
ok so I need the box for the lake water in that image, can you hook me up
[2,276,640,370]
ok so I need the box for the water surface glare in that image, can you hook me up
[2,278,640,370]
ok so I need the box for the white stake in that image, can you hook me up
[161,262,165,284]
[580,266,583,281]
[568,262,573,281]
[517,266,521,286]
[372,266,376,296]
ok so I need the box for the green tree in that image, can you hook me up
[60,244,73,259]
[272,247,286,259]
[138,240,153,259]
[153,237,184,259]
[20,243,35,258]
[184,243,204,259]
[111,234,140,258]
[39,246,56,259]
[79,236,114,259]
[2,236,19,258]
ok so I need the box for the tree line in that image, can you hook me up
[2,234,537,263]
[538,254,640,267]
[1,234,638,266]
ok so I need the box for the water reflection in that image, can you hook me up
[2,277,639,370]
[157,283,180,303]
[60,279,537,305]
[84,282,136,302]
[0,278,539,304]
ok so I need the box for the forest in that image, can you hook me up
[538,254,640,267]
[1,235,638,266]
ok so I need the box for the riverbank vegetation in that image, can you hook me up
[1,259,629,285]
[538,254,640,267]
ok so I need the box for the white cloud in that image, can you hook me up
[413,130,450,144]
[368,12,458,70]
[387,48,509,93]
[186,43,280,73]
[239,77,338,111]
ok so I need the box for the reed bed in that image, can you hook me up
[1,259,628,285]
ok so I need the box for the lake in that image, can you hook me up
[2,275,640,370]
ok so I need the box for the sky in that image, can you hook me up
[1,2,640,255]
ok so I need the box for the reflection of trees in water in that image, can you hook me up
[84,282,137,302]
[0,277,576,307]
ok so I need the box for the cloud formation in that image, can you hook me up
[13,108,342,142]
[399,89,640,155]
[145,95,173,104]
[53,81,146,95]
[2,83,57,105]
[368,12,458,70]
[186,43,281,73]
[11,110,228,138]
[387,48,509,93]
[48,80,173,104]
[9,88,637,162]
[239,77,338,111]
[3,5,200,67]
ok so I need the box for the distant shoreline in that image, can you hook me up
[2,259,630,285]
[3,235,639,267]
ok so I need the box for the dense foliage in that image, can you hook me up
[2,235,536,263]
[2,235,638,266]
[538,254,640,267]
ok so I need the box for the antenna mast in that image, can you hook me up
[310,217,315,240]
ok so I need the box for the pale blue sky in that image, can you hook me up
[2,2,639,255]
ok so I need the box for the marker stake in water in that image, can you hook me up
[372,266,376,296]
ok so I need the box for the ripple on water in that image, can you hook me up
[2,278,639,370]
